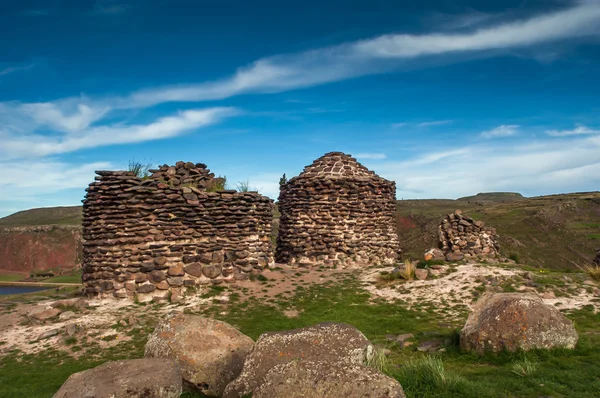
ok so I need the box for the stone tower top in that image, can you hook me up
[293,152,385,181]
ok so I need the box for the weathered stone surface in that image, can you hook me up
[136,284,156,293]
[202,264,222,279]
[415,268,428,280]
[37,329,60,340]
[223,322,373,398]
[252,360,405,398]
[58,311,76,321]
[276,152,399,267]
[461,293,578,353]
[30,307,61,321]
[145,313,253,397]
[53,358,182,398]
[445,252,465,262]
[184,263,203,277]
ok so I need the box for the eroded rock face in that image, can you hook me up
[460,293,578,353]
[253,360,405,398]
[144,313,254,397]
[223,322,373,398]
[53,358,182,398]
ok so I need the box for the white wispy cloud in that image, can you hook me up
[377,134,600,199]
[355,153,387,160]
[480,124,520,139]
[111,0,600,109]
[391,123,407,128]
[546,123,600,137]
[0,107,237,159]
[0,63,35,77]
[418,120,453,127]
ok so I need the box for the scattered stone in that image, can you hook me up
[30,307,61,321]
[417,339,444,353]
[386,333,414,346]
[223,322,373,398]
[37,329,60,340]
[145,313,253,397]
[415,269,429,280]
[53,358,182,398]
[215,296,230,305]
[58,311,76,321]
[252,360,405,398]
[65,323,80,336]
[583,280,596,286]
[461,293,579,353]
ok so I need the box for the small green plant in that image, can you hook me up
[256,274,269,282]
[399,356,464,391]
[128,159,153,179]
[206,176,227,192]
[235,180,251,192]
[279,173,287,187]
[510,357,538,377]
[366,346,389,372]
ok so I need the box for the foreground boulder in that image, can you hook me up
[53,358,182,398]
[461,293,578,353]
[144,313,253,396]
[253,360,405,398]
[223,322,374,398]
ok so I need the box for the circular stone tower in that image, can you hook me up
[276,152,399,267]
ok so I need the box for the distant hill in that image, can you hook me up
[397,191,600,269]
[457,192,524,203]
[0,206,82,227]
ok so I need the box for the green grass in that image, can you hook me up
[588,233,600,240]
[44,270,82,284]
[2,273,600,397]
[0,206,82,227]
[0,273,25,282]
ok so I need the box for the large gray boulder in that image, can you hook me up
[253,360,405,398]
[53,358,182,398]
[223,322,374,398]
[144,313,253,397]
[461,293,578,353]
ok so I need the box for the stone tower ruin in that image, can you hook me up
[82,161,274,300]
[276,152,399,267]
[438,210,500,261]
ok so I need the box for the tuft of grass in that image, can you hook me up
[128,159,153,179]
[235,180,252,192]
[508,253,520,263]
[366,346,389,373]
[397,356,467,394]
[510,357,538,378]
[583,264,600,281]
[206,175,227,192]
[399,259,416,281]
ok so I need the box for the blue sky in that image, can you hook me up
[1,0,600,217]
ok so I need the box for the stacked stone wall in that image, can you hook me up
[82,162,273,300]
[276,152,399,267]
[438,210,499,261]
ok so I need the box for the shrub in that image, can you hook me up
[508,253,520,263]
[236,180,251,192]
[128,159,153,179]
[398,259,416,281]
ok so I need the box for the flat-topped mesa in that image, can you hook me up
[82,161,274,301]
[438,210,500,262]
[276,152,399,267]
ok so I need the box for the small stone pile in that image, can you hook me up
[276,152,399,267]
[82,162,274,301]
[438,210,499,261]
[149,161,221,190]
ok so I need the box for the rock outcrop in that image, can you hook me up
[460,293,578,353]
[82,161,274,300]
[276,152,399,267]
[53,358,182,398]
[223,322,375,397]
[252,360,405,398]
[438,210,499,261]
[144,313,254,396]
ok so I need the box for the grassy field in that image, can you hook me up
[0,206,82,227]
[43,270,82,284]
[0,273,25,282]
[1,269,599,398]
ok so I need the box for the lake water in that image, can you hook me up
[0,286,50,295]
